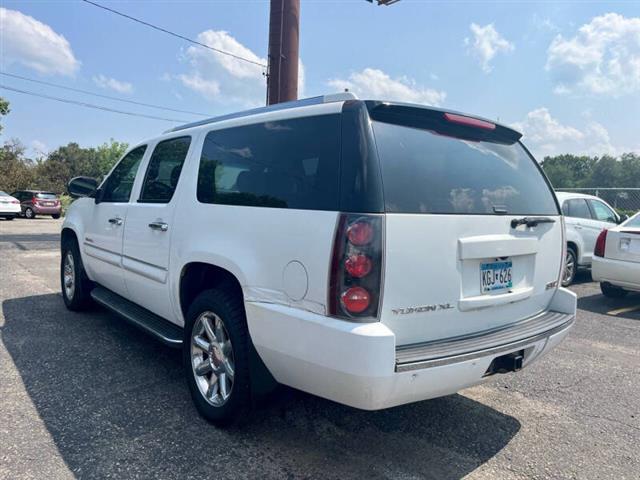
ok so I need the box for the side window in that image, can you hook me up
[561,201,570,216]
[589,200,617,223]
[139,136,191,204]
[565,199,592,219]
[197,115,341,210]
[101,146,147,203]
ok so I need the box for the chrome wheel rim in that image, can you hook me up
[191,311,235,407]
[63,252,75,300]
[563,251,575,283]
[26,208,33,218]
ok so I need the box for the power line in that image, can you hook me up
[0,72,209,117]
[81,0,268,69]
[0,84,187,123]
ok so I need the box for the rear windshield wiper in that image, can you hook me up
[511,217,556,229]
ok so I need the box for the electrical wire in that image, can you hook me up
[0,72,209,117]
[0,84,187,123]
[81,0,268,69]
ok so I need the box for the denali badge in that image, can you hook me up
[392,303,454,315]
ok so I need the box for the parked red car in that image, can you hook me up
[11,190,62,219]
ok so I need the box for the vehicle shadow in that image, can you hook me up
[2,293,521,479]
[578,290,640,321]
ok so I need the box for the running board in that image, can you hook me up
[91,286,183,347]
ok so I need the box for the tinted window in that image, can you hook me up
[197,115,341,210]
[101,146,147,203]
[371,121,559,215]
[564,199,592,219]
[139,137,191,203]
[589,200,617,223]
[36,193,57,199]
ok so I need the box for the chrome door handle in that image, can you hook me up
[148,221,168,232]
[108,217,123,226]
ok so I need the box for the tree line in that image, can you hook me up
[1,96,639,194]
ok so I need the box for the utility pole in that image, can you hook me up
[266,0,300,105]
[266,0,400,105]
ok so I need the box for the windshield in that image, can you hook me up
[0,191,8,196]
[371,121,559,215]
[36,193,57,199]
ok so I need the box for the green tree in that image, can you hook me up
[0,97,9,134]
[94,139,128,179]
[0,139,35,192]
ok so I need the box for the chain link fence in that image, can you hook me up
[556,188,640,216]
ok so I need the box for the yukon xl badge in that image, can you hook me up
[392,303,454,315]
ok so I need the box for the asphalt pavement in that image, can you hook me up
[1,217,638,480]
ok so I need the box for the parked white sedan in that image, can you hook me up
[592,212,640,298]
[0,191,21,220]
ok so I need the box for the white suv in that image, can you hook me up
[62,93,576,425]
[555,191,624,285]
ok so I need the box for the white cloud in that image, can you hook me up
[0,7,79,76]
[30,140,48,157]
[93,74,133,94]
[327,68,446,106]
[512,107,618,159]
[465,23,514,73]
[546,13,640,96]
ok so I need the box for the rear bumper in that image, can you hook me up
[246,287,577,410]
[0,206,21,215]
[33,205,61,215]
[592,256,640,292]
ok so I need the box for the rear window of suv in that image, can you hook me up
[370,106,559,216]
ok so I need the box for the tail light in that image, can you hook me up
[32,196,38,205]
[558,216,567,285]
[10,200,19,204]
[594,229,608,257]
[329,214,383,320]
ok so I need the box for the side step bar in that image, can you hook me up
[91,286,183,347]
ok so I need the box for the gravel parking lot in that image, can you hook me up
[1,218,638,480]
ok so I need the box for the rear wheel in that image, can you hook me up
[562,247,577,287]
[52,214,61,219]
[600,282,628,299]
[4,216,14,221]
[183,288,251,426]
[61,237,94,310]
[25,207,35,219]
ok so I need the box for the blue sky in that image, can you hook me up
[1,0,639,160]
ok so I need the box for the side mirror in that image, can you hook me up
[67,176,98,199]
[618,214,629,224]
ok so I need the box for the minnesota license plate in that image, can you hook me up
[481,260,513,294]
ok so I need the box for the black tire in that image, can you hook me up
[183,288,251,427]
[600,282,628,299]
[4,216,15,221]
[562,247,577,287]
[52,214,61,219]
[61,236,94,311]
[25,207,35,219]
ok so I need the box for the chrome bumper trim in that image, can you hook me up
[395,310,575,372]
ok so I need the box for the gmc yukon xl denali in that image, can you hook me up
[61,93,577,425]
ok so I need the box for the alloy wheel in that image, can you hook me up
[190,311,235,407]
[63,251,75,300]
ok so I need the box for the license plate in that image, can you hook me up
[481,260,513,294]
[43,202,53,206]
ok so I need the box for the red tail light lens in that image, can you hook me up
[341,287,371,314]
[329,214,383,320]
[345,254,372,278]
[31,196,38,205]
[347,221,374,246]
[594,229,608,257]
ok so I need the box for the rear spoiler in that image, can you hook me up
[365,101,522,145]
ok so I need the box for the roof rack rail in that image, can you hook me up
[165,92,357,133]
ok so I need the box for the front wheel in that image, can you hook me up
[183,288,251,426]
[562,247,577,287]
[61,238,94,310]
[600,282,628,299]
